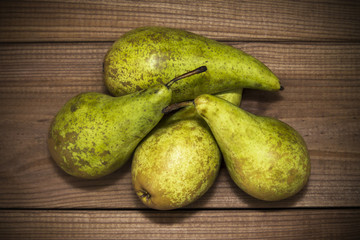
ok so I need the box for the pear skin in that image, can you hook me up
[213,88,243,107]
[194,94,311,201]
[48,85,170,179]
[132,117,221,210]
[104,26,281,103]
[131,89,242,210]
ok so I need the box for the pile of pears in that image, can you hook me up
[48,27,311,210]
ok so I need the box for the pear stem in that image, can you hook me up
[162,101,194,114]
[165,66,207,89]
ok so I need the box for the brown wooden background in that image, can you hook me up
[1,0,359,239]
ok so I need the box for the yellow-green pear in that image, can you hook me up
[48,67,207,179]
[131,89,243,210]
[194,94,311,201]
[104,26,281,103]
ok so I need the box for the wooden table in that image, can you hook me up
[1,1,359,239]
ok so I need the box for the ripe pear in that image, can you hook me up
[213,89,243,107]
[48,67,207,179]
[104,26,281,103]
[194,94,311,201]
[131,89,243,210]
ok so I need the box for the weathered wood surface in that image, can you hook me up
[1,209,359,240]
[0,0,359,42]
[0,0,359,239]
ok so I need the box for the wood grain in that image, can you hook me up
[0,209,359,239]
[0,0,359,42]
[0,42,359,209]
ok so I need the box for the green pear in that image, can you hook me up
[194,94,311,201]
[213,89,243,107]
[131,89,243,210]
[104,26,281,103]
[48,67,207,179]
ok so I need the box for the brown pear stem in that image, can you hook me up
[165,66,207,89]
[162,101,194,114]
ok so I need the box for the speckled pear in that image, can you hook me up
[104,26,281,103]
[132,89,243,210]
[48,67,207,179]
[194,94,311,201]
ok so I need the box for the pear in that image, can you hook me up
[213,89,243,107]
[131,89,243,210]
[104,26,281,103]
[193,94,311,201]
[48,66,207,179]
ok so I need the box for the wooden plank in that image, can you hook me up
[0,151,359,209]
[1,42,359,89]
[0,209,359,239]
[0,0,359,42]
[0,42,359,209]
